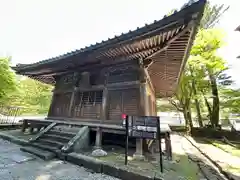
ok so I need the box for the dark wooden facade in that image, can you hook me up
[47,60,156,121]
[13,0,206,123]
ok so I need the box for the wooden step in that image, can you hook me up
[31,142,60,153]
[20,146,56,160]
[37,138,65,149]
[47,130,76,138]
[41,134,72,143]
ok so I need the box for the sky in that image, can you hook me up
[0,0,239,87]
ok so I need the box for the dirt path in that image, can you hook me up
[187,136,240,180]
[171,134,227,180]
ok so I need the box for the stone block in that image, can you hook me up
[91,149,107,157]
[67,153,102,173]
[62,126,90,153]
[20,146,56,160]
[102,162,120,178]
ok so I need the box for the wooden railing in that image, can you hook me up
[0,105,22,124]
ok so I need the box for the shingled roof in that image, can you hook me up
[13,0,206,96]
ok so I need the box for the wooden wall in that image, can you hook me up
[48,60,156,121]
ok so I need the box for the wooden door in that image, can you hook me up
[108,88,139,120]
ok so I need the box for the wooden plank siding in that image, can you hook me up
[108,88,140,120]
[48,61,141,121]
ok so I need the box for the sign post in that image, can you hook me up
[157,117,163,172]
[124,114,129,165]
[123,115,164,172]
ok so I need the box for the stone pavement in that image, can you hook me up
[0,139,119,180]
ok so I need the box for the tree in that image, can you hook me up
[190,29,228,127]
[200,1,229,29]
[0,57,17,103]
[169,71,194,132]
[6,77,53,115]
[221,89,240,114]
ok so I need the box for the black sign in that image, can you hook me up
[124,115,163,172]
[123,116,159,139]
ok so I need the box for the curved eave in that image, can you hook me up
[13,0,206,97]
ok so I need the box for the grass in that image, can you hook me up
[225,164,240,174]
[210,140,240,157]
[98,151,202,180]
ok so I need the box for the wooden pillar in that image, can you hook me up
[68,72,80,117]
[68,87,76,117]
[21,119,28,132]
[134,60,148,159]
[47,91,56,118]
[95,127,102,149]
[139,60,148,116]
[165,132,172,160]
[101,87,108,121]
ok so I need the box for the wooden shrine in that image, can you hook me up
[14,1,205,123]
[14,1,206,157]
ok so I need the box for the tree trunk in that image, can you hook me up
[194,99,203,127]
[191,80,203,127]
[201,90,213,127]
[183,106,193,134]
[189,66,203,127]
[209,74,220,127]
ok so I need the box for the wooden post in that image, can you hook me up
[125,115,129,165]
[165,132,172,160]
[47,76,58,118]
[101,87,108,121]
[95,127,102,149]
[47,92,55,118]
[68,88,76,117]
[21,119,28,132]
[157,117,163,172]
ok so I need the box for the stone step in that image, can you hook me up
[53,125,81,133]
[41,134,72,143]
[37,138,65,149]
[47,129,76,138]
[20,146,56,160]
[31,142,60,153]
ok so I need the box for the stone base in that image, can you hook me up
[91,149,107,157]
[133,153,145,161]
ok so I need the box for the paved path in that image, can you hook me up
[187,136,240,179]
[0,139,119,180]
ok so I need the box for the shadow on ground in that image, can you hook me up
[193,137,240,180]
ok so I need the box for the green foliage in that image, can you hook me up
[168,27,231,128]
[220,88,240,114]
[0,57,17,102]
[4,77,53,115]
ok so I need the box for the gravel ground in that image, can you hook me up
[0,139,120,180]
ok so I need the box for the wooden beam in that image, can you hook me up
[107,80,140,88]
[144,25,190,61]
[176,20,200,87]
[144,69,155,94]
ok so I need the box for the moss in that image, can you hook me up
[99,152,202,179]
[211,140,240,157]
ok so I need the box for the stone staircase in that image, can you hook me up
[21,124,89,160]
